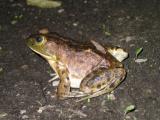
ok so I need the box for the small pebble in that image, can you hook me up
[11,20,17,25]
[84,0,87,3]
[81,105,87,110]
[21,65,28,70]
[58,9,64,13]
[73,22,78,27]
[135,58,148,63]
[107,93,116,100]
[0,112,8,118]
[125,36,134,42]
[0,68,3,73]
[20,110,26,114]
[22,115,29,119]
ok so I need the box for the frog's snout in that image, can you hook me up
[26,38,34,47]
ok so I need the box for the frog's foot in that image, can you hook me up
[76,86,115,102]
[66,90,88,98]
[107,47,128,62]
[48,73,59,87]
[90,40,128,62]
[53,91,87,100]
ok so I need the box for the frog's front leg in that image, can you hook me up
[48,60,71,99]
[80,67,126,97]
[56,72,87,98]
[56,67,71,99]
[52,68,85,98]
[48,60,84,99]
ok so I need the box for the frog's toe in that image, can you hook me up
[48,74,59,83]
[67,91,87,98]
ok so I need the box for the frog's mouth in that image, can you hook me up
[26,38,55,60]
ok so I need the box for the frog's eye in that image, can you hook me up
[35,36,44,43]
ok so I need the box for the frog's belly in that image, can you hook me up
[69,74,83,88]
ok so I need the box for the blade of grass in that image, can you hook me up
[136,47,143,58]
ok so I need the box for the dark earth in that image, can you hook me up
[0,0,160,120]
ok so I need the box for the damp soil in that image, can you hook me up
[0,0,160,120]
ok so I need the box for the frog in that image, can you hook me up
[26,31,128,101]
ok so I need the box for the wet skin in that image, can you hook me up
[26,32,128,101]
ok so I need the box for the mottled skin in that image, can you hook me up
[27,33,128,101]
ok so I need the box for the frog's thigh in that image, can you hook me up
[80,67,126,94]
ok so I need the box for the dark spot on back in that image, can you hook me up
[66,77,69,80]
[97,84,101,89]
[61,70,66,76]
[64,84,69,89]
[109,82,115,88]
[107,78,111,82]
[102,82,106,85]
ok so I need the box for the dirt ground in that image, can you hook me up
[0,0,160,120]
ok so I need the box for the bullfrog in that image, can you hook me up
[26,32,128,101]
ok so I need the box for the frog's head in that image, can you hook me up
[26,34,56,60]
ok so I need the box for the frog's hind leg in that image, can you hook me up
[78,67,126,102]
